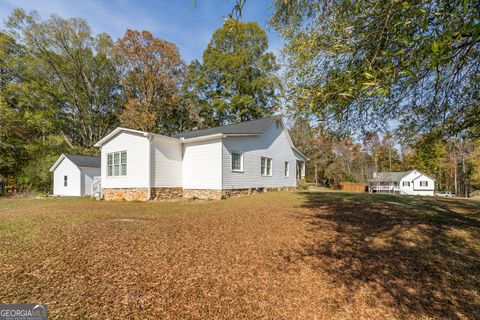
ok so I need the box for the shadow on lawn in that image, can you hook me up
[296,191,480,319]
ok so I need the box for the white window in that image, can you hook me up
[107,151,127,177]
[261,157,272,176]
[64,175,68,187]
[402,181,410,187]
[420,181,428,187]
[231,152,243,172]
[285,161,289,177]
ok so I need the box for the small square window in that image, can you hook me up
[232,152,243,172]
[261,157,272,176]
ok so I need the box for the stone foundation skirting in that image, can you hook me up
[103,186,297,201]
[151,187,183,200]
[103,188,148,201]
[183,189,223,200]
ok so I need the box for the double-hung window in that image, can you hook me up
[64,175,68,187]
[261,157,272,176]
[107,151,127,177]
[402,181,410,187]
[420,181,428,187]
[284,161,289,177]
[231,152,243,172]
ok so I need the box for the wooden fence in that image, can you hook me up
[331,182,367,192]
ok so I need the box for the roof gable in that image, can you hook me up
[94,127,179,147]
[50,154,100,171]
[370,169,436,182]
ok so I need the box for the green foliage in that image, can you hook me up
[185,20,280,127]
[0,96,29,179]
[271,0,480,138]
[5,9,121,147]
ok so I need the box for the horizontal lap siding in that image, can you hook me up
[101,132,149,188]
[400,171,435,195]
[53,158,81,196]
[182,139,222,189]
[222,123,297,189]
[151,137,182,187]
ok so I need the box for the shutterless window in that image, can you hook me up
[402,181,410,187]
[284,161,289,177]
[261,157,272,176]
[64,175,68,187]
[420,181,428,187]
[231,152,243,172]
[107,151,127,176]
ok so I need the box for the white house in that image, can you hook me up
[50,154,101,196]
[93,116,307,201]
[368,169,436,196]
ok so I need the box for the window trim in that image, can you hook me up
[107,151,127,177]
[261,156,272,176]
[231,152,244,173]
[284,161,289,177]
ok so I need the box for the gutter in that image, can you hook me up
[145,133,153,200]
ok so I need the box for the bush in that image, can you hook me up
[297,181,309,190]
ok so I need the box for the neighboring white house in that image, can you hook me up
[368,169,436,196]
[50,154,101,196]
[93,116,307,201]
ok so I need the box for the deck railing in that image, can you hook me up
[91,176,101,200]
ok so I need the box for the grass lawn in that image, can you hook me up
[0,191,479,319]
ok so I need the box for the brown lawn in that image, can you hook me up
[0,191,479,319]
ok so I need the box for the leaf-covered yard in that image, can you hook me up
[0,191,479,319]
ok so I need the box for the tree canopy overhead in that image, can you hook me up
[114,29,189,134]
[270,0,480,139]
[186,19,280,127]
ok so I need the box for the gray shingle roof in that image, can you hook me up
[173,116,280,139]
[64,154,100,168]
[370,171,412,181]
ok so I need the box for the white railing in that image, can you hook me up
[91,176,102,200]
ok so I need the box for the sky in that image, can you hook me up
[0,0,283,62]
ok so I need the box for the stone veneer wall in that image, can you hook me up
[151,187,183,200]
[103,186,297,201]
[182,189,223,200]
[103,188,148,201]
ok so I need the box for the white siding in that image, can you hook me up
[182,139,222,189]
[400,170,435,196]
[151,136,182,187]
[81,167,101,195]
[53,158,81,196]
[222,122,298,189]
[101,132,150,188]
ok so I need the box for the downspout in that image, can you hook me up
[145,133,153,200]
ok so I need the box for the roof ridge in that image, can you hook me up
[175,115,279,136]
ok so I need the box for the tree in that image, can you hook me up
[186,19,280,127]
[0,97,28,181]
[114,29,189,134]
[270,0,480,139]
[6,9,121,147]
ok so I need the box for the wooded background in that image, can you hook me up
[1,1,479,196]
